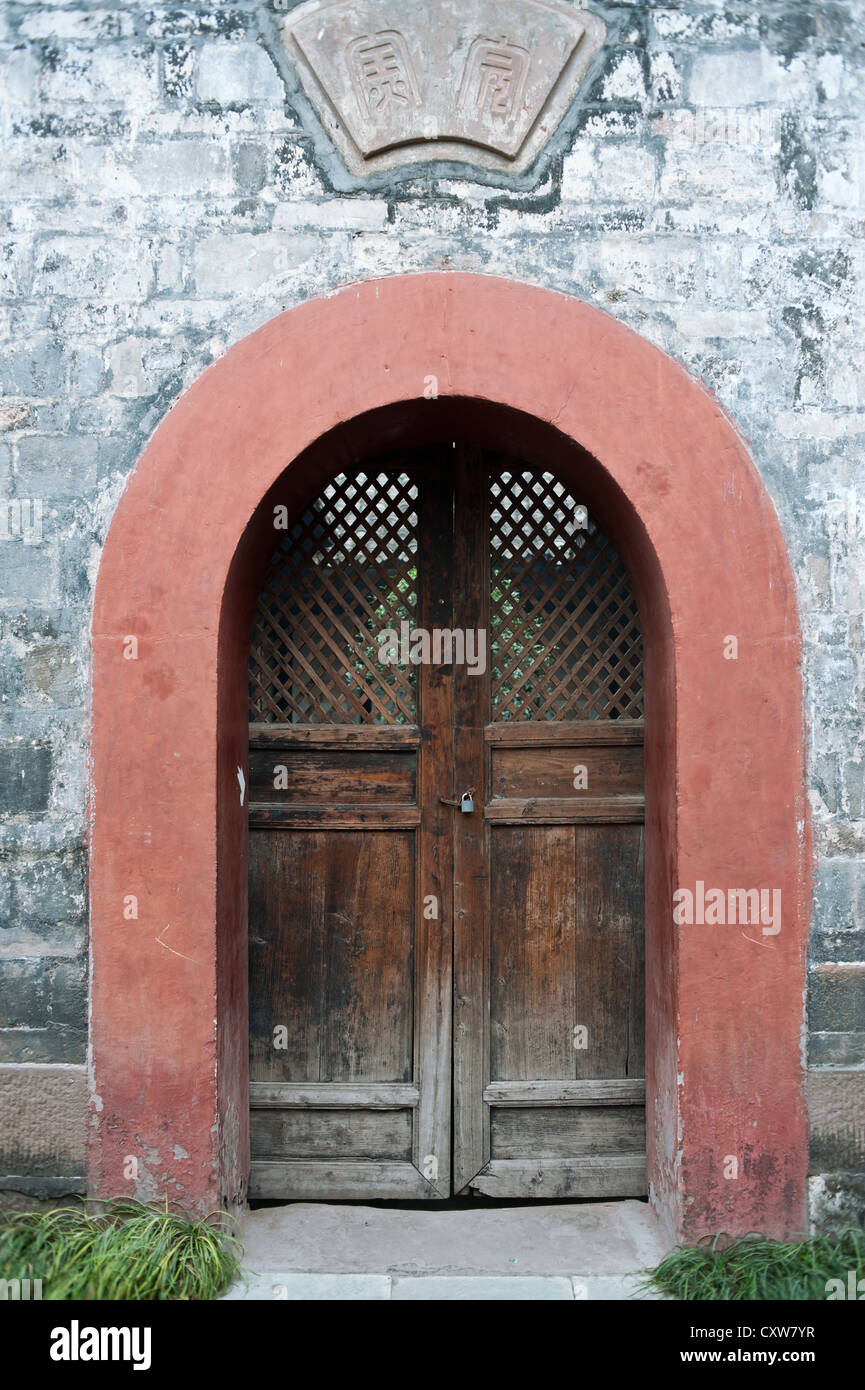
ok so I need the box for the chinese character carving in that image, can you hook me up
[280,0,606,177]
[458,35,530,123]
[347,29,421,116]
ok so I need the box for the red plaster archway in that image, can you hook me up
[89,273,811,1241]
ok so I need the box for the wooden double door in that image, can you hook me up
[248,446,646,1200]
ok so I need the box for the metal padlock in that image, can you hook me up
[439,786,476,812]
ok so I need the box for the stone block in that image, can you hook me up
[38,41,158,112]
[659,142,774,204]
[808,1070,865,1172]
[689,50,808,109]
[392,1275,574,1299]
[197,41,284,105]
[33,238,153,302]
[223,1272,391,1300]
[271,199,389,230]
[0,1062,87,1184]
[809,1174,865,1236]
[809,964,865,1033]
[14,436,100,497]
[0,339,67,398]
[193,232,321,294]
[109,140,231,198]
[9,852,85,930]
[809,1033,865,1067]
[0,1028,85,1065]
[562,143,657,204]
[0,745,52,817]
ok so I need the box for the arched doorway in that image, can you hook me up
[88,274,810,1241]
[246,446,646,1200]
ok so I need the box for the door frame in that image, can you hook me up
[88,273,811,1242]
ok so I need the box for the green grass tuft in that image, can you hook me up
[0,1197,242,1300]
[640,1228,865,1301]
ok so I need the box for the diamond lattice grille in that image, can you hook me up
[490,468,643,721]
[249,470,418,724]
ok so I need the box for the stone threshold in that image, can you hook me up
[221,1198,672,1299]
[222,1271,664,1301]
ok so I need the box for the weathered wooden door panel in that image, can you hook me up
[453,456,646,1199]
[247,461,451,1200]
[249,830,414,1084]
[575,823,646,1080]
[477,818,646,1197]
[248,449,646,1200]
[251,1107,413,1160]
[490,1106,647,1157]
[490,824,580,1083]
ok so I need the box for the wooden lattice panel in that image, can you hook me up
[490,467,643,721]
[249,470,418,724]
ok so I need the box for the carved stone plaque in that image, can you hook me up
[276,0,606,176]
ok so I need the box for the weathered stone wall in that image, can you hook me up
[0,0,863,1225]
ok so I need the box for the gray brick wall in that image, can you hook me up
[0,0,863,1221]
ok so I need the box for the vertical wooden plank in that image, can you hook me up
[627,825,647,1078]
[413,454,454,1195]
[452,446,491,1191]
[249,832,325,1082]
[574,823,645,1079]
[489,825,578,1081]
[321,832,414,1083]
[250,831,415,1086]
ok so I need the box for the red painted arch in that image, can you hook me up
[89,273,811,1239]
